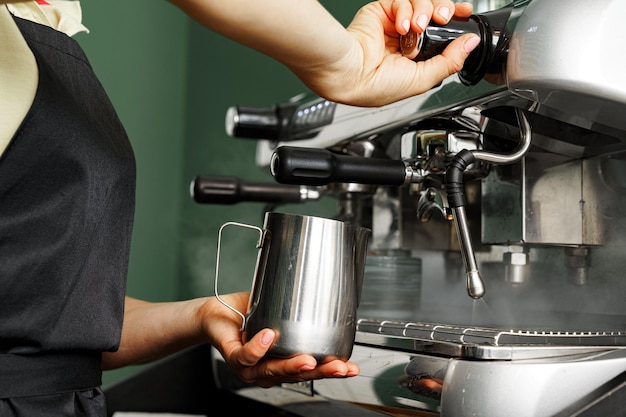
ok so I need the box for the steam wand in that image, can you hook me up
[445,108,532,299]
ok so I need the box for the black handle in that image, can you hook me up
[400,4,514,86]
[225,106,281,140]
[270,146,408,186]
[401,15,489,86]
[407,16,484,61]
[191,175,304,204]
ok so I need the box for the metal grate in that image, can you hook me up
[356,318,626,347]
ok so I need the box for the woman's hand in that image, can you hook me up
[201,292,359,388]
[310,0,478,106]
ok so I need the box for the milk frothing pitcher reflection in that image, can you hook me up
[214,212,370,361]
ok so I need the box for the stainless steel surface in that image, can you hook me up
[217,212,370,361]
[309,344,626,417]
[439,350,626,417]
[508,0,626,133]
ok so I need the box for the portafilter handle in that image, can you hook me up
[270,146,412,186]
[191,175,319,205]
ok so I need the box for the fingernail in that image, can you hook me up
[261,330,274,346]
[416,14,428,31]
[464,36,481,53]
[299,364,314,372]
[402,19,410,33]
[437,6,450,21]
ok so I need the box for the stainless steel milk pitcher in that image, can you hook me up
[214,212,370,361]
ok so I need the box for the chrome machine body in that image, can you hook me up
[194,1,626,415]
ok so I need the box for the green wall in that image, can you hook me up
[76,0,366,387]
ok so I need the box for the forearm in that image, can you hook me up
[101,296,212,370]
[168,0,358,99]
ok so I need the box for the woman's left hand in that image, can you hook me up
[201,292,359,388]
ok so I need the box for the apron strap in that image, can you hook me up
[0,351,101,399]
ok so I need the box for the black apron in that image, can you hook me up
[0,12,136,416]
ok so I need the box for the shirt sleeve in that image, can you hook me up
[6,0,89,36]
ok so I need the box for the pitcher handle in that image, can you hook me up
[214,221,264,331]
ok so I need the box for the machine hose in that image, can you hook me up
[445,149,476,208]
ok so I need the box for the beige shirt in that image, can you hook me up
[0,1,87,156]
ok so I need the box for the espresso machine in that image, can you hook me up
[192,0,626,415]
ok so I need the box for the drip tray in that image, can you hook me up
[356,318,626,360]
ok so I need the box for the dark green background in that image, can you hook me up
[75,0,366,387]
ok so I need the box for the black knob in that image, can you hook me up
[225,106,280,140]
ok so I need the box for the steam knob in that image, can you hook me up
[401,16,488,86]
[401,5,513,86]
